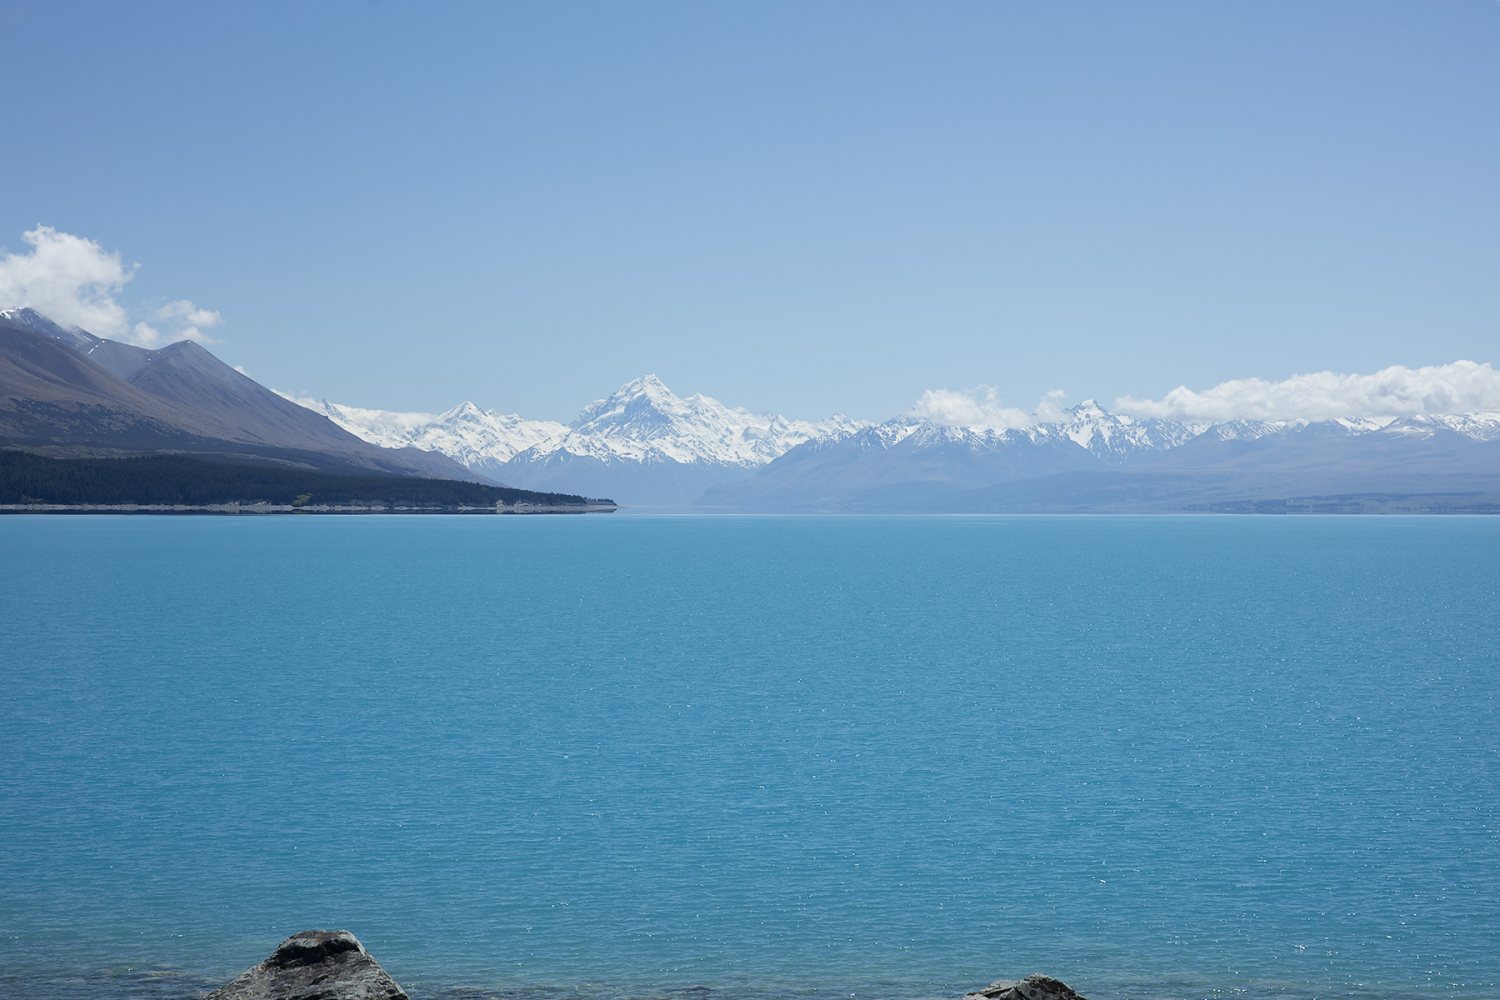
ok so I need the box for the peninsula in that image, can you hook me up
[0,451,615,514]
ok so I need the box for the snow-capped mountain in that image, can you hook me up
[293,375,865,506]
[521,374,862,467]
[292,397,568,477]
[288,373,1500,510]
[699,415,1108,511]
[705,399,1500,512]
[1380,412,1500,441]
[1030,400,1200,462]
[0,306,97,352]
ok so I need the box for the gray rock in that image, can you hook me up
[962,973,1088,1000]
[205,929,408,1000]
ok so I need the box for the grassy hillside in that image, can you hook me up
[0,450,613,508]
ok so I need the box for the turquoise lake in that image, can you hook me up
[1,515,1497,999]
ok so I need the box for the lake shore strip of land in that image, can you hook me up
[0,500,618,515]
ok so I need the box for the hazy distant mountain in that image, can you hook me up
[1027,399,1201,463]
[302,398,568,478]
[699,401,1207,511]
[303,371,1500,510]
[704,400,1500,513]
[307,374,864,506]
[695,417,1098,511]
[0,307,482,481]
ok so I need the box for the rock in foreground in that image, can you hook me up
[963,973,1088,1000]
[206,933,1081,1000]
[205,930,408,1000]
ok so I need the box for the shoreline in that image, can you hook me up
[0,501,619,515]
[4,957,1478,1000]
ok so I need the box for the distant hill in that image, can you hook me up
[0,307,482,481]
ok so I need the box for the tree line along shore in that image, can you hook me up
[0,451,615,512]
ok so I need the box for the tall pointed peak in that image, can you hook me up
[1,305,47,324]
[439,400,486,422]
[1070,398,1108,418]
[572,374,683,422]
[2,305,66,332]
[1,306,100,350]
[614,373,675,399]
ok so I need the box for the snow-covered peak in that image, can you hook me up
[1379,412,1500,442]
[1,306,98,351]
[1335,416,1394,433]
[289,376,864,473]
[569,374,699,436]
[1038,400,1197,461]
[290,398,439,449]
[907,398,1195,461]
[624,372,673,398]
[838,418,928,450]
[1,306,46,326]
[1070,399,1107,419]
[280,394,565,466]
[0,306,60,329]
[438,400,488,423]
[1189,418,1300,442]
[537,375,865,466]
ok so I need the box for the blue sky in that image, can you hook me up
[2,1,1497,421]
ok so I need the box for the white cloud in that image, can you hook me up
[132,299,223,347]
[0,225,133,337]
[156,299,223,329]
[0,226,220,347]
[910,386,1069,429]
[1115,361,1500,423]
[914,363,1500,429]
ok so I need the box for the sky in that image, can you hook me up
[2,0,1498,423]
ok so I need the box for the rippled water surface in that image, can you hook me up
[1,515,1497,999]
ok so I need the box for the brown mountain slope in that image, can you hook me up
[0,308,485,481]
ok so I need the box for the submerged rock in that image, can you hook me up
[963,973,1088,1000]
[205,930,408,1000]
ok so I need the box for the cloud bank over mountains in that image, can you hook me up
[1113,361,1500,424]
[912,361,1500,430]
[0,226,219,347]
[133,299,223,348]
[908,386,1071,430]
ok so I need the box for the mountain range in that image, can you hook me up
[298,376,1500,512]
[703,406,1500,512]
[5,305,1499,513]
[293,375,863,506]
